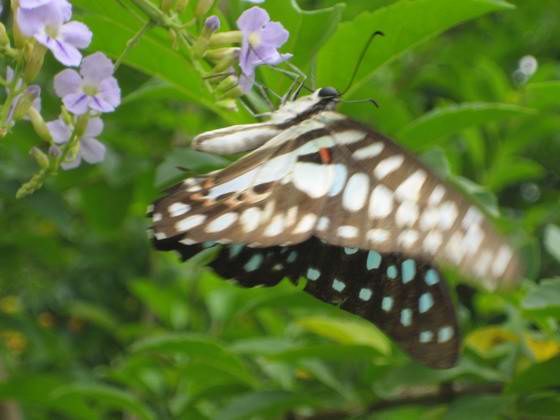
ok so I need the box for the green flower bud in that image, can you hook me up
[13,88,38,121]
[0,23,10,47]
[30,147,49,169]
[176,0,189,13]
[215,75,238,94]
[28,107,53,144]
[161,0,174,13]
[195,0,214,18]
[209,31,243,47]
[215,99,238,112]
[23,42,46,83]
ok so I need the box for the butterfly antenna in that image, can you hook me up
[340,31,385,97]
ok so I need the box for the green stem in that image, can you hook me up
[114,20,155,71]
[0,66,26,136]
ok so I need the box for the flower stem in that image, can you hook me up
[0,66,25,138]
[114,20,155,71]
[16,114,88,199]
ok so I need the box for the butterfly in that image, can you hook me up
[149,87,521,369]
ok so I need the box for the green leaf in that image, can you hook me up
[522,278,560,315]
[524,81,560,110]
[507,357,560,394]
[397,103,535,150]
[67,301,119,334]
[444,395,515,420]
[214,390,315,420]
[317,0,514,95]
[130,280,190,328]
[296,315,391,355]
[544,225,560,262]
[155,148,230,187]
[0,375,98,419]
[73,0,240,123]
[131,333,257,385]
[53,383,156,420]
[264,0,344,68]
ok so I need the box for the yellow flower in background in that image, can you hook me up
[524,335,560,362]
[0,296,22,314]
[466,326,518,356]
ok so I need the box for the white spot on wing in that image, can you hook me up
[241,207,261,232]
[316,216,330,231]
[492,246,513,277]
[369,185,394,219]
[367,229,389,243]
[293,162,336,198]
[294,213,317,234]
[153,213,162,222]
[207,212,238,232]
[429,185,445,205]
[335,130,368,145]
[395,170,426,202]
[398,229,419,248]
[338,225,358,238]
[169,202,191,218]
[343,173,370,212]
[395,201,419,227]
[175,214,206,232]
[327,164,348,196]
[374,155,404,179]
[265,214,284,237]
[424,230,443,254]
[439,201,458,230]
[352,143,384,160]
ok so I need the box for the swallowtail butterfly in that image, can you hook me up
[149,87,521,369]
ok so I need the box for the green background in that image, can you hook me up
[1,0,560,418]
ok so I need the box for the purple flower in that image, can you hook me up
[204,15,220,33]
[54,52,121,115]
[236,7,291,80]
[4,68,42,124]
[48,117,106,170]
[17,0,91,67]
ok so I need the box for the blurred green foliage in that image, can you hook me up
[1,0,560,418]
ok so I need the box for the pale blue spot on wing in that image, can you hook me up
[419,330,433,343]
[202,241,216,249]
[332,278,346,292]
[359,288,372,301]
[419,292,434,313]
[401,259,416,283]
[307,267,320,281]
[367,251,382,270]
[437,326,454,343]
[287,251,298,263]
[382,296,393,312]
[229,244,244,258]
[425,269,440,285]
[244,254,263,272]
[400,308,413,327]
[387,265,398,279]
[344,247,359,255]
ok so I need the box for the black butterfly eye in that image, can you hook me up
[318,87,339,98]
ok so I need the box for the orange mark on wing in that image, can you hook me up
[319,148,332,164]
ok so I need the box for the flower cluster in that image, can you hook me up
[194,5,291,102]
[0,0,122,197]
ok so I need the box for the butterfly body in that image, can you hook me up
[150,88,520,368]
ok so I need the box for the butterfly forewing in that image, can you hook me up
[150,91,521,368]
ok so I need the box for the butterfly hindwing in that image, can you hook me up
[190,237,459,369]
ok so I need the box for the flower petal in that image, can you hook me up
[80,138,106,164]
[260,21,289,47]
[239,72,255,92]
[54,68,82,97]
[98,77,121,108]
[60,21,92,49]
[19,0,52,8]
[236,6,270,33]
[47,118,72,144]
[63,92,90,115]
[61,154,82,170]
[80,52,115,83]
[89,94,115,113]
[40,37,83,66]
[84,117,104,138]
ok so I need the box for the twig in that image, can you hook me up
[299,383,503,420]
[114,20,155,71]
